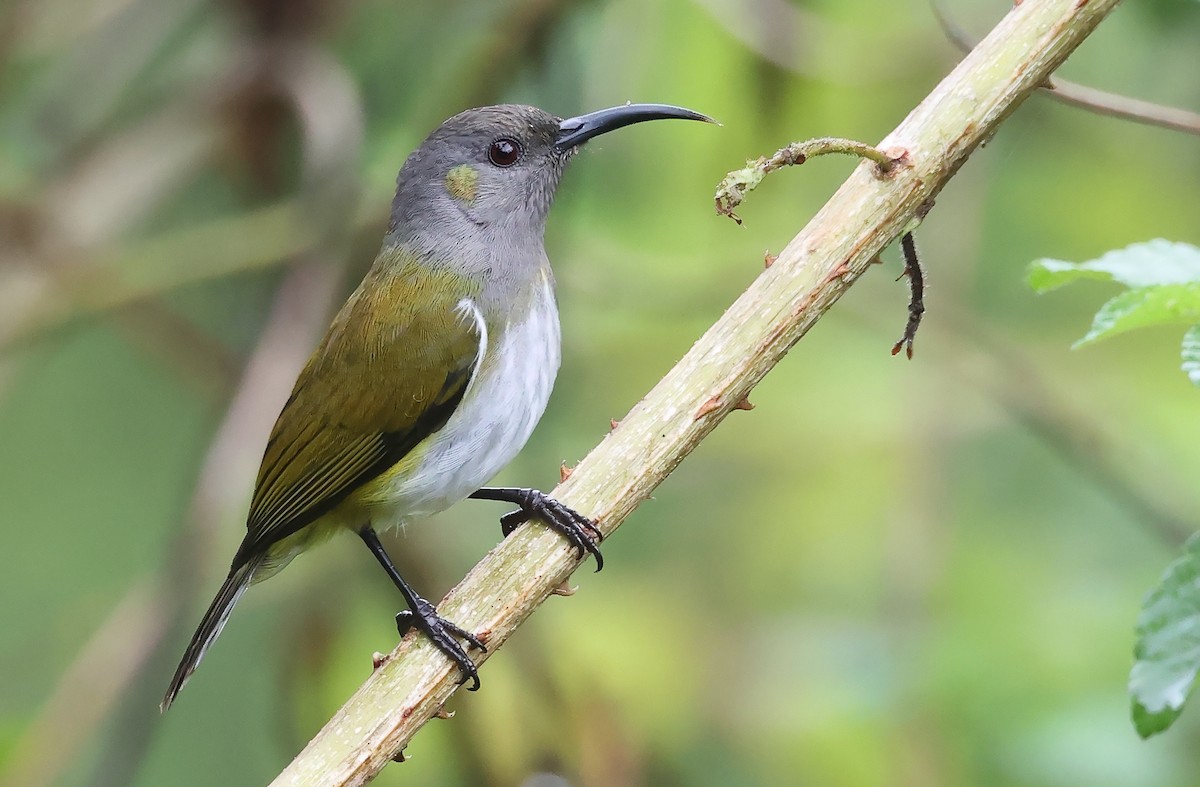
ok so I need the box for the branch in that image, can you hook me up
[273,1,1119,783]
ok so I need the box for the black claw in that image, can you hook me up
[472,487,605,571]
[498,508,527,537]
[395,600,485,691]
[358,527,485,690]
[396,610,414,637]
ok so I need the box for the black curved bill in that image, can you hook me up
[555,103,716,150]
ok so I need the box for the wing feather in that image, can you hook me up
[231,254,483,568]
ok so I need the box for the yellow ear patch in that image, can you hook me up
[445,164,479,203]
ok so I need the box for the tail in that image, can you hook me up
[161,556,261,712]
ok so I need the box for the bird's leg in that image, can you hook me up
[468,487,604,571]
[357,526,485,691]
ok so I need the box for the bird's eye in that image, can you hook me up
[488,138,521,167]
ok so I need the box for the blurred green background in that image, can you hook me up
[2,0,1199,785]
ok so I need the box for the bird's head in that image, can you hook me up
[388,103,714,241]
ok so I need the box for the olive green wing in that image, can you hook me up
[232,261,482,569]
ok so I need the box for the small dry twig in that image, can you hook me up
[891,232,926,359]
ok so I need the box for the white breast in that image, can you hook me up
[387,273,561,518]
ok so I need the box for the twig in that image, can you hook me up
[932,1,1200,138]
[892,232,925,359]
[270,1,1120,784]
[1041,81,1200,138]
[714,137,906,223]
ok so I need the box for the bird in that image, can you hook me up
[161,102,713,710]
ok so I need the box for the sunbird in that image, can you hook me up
[162,102,713,710]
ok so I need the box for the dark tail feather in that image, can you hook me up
[161,557,260,712]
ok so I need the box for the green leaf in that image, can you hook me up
[1130,535,1200,738]
[1074,284,1200,346]
[1029,240,1200,293]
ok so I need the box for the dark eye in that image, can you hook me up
[488,138,521,167]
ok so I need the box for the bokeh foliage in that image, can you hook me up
[1030,240,1200,737]
[1,0,1199,785]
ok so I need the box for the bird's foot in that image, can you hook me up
[475,487,604,571]
[395,598,485,691]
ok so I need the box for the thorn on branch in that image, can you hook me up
[823,261,852,284]
[714,138,909,222]
[609,418,620,431]
[695,394,754,419]
[695,396,721,419]
[559,462,574,482]
[551,581,578,597]
[371,652,390,671]
[883,146,913,167]
[891,232,926,359]
[764,250,777,268]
